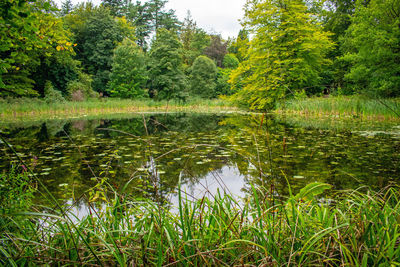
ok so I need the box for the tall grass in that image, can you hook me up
[1,168,400,265]
[0,97,236,122]
[277,95,400,120]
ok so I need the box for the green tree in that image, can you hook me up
[223,54,239,69]
[180,11,210,66]
[60,0,74,16]
[0,0,75,97]
[189,56,218,98]
[108,38,148,98]
[340,0,400,97]
[65,5,135,94]
[228,29,250,62]
[149,29,186,101]
[230,0,334,110]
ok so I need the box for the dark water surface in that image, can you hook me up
[1,113,399,209]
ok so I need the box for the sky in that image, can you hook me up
[56,0,246,39]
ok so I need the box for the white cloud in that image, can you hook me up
[56,0,246,39]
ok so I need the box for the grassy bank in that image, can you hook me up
[0,98,237,122]
[1,167,400,266]
[276,96,400,120]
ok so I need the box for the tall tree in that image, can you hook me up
[60,0,74,16]
[108,38,148,98]
[149,29,186,101]
[229,0,334,110]
[204,35,228,67]
[180,11,210,65]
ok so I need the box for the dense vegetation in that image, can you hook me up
[1,0,399,111]
[2,165,400,265]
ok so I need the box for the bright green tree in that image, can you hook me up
[189,56,218,98]
[230,0,335,110]
[340,0,400,97]
[108,38,148,98]
[149,29,186,101]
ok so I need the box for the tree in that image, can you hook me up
[64,5,135,94]
[223,54,239,69]
[149,29,186,101]
[229,0,334,110]
[60,0,74,16]
[204,35,228,67]
[108,38,148,98]
[0,0,75,97]
[180,11,210,66]
[340,0,400,97]
[189,56,218,98]
[228,29,250,62]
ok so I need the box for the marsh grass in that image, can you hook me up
[0,97,236,122]
[277,96,400,120]
[1,167,400,266]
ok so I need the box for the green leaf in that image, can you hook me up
[294,182,332,201]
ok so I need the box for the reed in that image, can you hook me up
[0,97,237,122]
[276,96,400,120]
[1,168,400,266]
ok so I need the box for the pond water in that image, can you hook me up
[1,113,399,209]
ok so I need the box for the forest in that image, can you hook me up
[1,0,399,110]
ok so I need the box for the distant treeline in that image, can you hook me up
[1,0,399,110]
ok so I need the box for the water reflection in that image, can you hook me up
[0,113,399,208]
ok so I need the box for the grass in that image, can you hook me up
[0,97,238,123]
[1,166,400,266]
[276,95,400,120]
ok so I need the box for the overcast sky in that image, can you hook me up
[56,0,246,39]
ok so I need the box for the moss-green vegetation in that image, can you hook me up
[1,167,400,265]
[0,98,237,122]
[276,96,400,120]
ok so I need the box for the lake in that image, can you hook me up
[1,112,399,210]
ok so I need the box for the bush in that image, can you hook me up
[67,73,97,101]
[223,53,239,69]
[190,55,218,98]
[44,81,65,104]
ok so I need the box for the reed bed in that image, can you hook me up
[1,170,400,266]
[0,98,236,122]
[276,96,400,120]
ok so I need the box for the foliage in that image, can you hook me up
[108,39,149,99]
[223,53,239,69]
[0,167,34,215]
[180,11,211,66]
[0,0,75,97]
[340,0,400,97]
[44,81,66,104]
[204,35,228,67]
[215,68,234,96]
[66,72,96,101]
[149,29,187,101]
[2,178,400,265]
[189,56,218,98]
[230,0,334,110]
[64,5,135,94]
[227,29,249,62]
